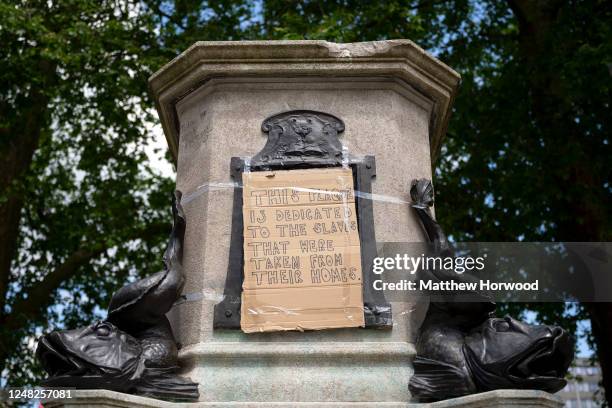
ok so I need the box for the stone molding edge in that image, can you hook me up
[174,77,435,118]
[149,40,459,87]
[178,341,415,361]
[43,389,563,408]
[429,389,564,408]
[148,40,461,164]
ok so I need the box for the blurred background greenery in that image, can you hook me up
[0,0,610,404]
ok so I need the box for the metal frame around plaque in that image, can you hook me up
[213,110,392,329]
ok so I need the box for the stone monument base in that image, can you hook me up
[44,389,563,408]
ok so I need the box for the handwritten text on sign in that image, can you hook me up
[240,167,365,332]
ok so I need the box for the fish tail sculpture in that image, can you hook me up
[408,179,574,402]
[36,191,199,401]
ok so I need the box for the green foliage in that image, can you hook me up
[1,0,166,384]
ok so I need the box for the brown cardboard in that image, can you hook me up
[240,168,365,332]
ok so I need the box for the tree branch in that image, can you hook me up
[0,58,57,316]
[2,221,168,331]
[0,90,50,317]
[152,4,187,31]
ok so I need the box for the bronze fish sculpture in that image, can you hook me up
[36,191,198,401]
[408,179,574,401]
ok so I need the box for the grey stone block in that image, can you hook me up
[148,40,460,402]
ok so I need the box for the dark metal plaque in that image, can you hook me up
[213,110,392,329]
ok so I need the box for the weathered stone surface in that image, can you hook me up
[44,389,564,407]
[149,40,460,163]
[149,40,459,403]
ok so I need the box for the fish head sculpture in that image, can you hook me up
[36,321,141,386]
[464,315,574,393]
[35,192,199,401]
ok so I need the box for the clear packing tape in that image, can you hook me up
[182,154,410,205]
[181,182,410,206]
[175,162,421,333]
[173,163,612,334]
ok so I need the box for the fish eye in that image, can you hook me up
[95,323,111,337]
[494,320,510,332]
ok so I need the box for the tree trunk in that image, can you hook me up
[0,58,54,374]
[0,87,49,313]
[507,0,612,405]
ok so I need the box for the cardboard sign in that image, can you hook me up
[240,167,365,332]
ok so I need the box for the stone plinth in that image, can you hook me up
[148,40,460,404]
[44,389,565,408]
